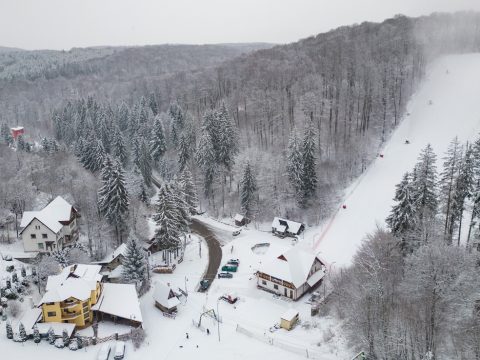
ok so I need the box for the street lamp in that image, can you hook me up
[216,297,222,342]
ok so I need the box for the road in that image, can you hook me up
[190,218,223,289]
[151,176,222,291]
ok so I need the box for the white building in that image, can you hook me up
[20,196,79,253]
[256,247,326,300]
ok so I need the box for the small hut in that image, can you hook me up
[153,282,180,314]
[280,309,299,331]
[234,214,247,226]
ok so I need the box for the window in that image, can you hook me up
[47,311,56,317]
[262,280,267,285]
[30,234,36,239]
[46,302,55,306]
[38,243,44,250]
[35,225,40,230]
[273,284,279,290]
[42,234,48,239]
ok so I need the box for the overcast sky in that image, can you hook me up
[1,0,480,50]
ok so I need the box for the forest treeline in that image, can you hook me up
[37,12,480,223]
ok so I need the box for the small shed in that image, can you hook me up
[280,309,299,331]
[11,126,24,140]
[153,282,180,314]
[234,214,248,226]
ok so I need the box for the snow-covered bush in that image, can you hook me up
[54,338,65,348]
[130,327,146,349]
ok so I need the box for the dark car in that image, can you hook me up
[200,279,210,290]
[227,259,240,266]
[218,272,233,279]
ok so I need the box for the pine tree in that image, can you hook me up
[196,129,217,196]
[150,117,166,162]
[112,127,128,165]
[287,129,303,201]
[121,236,147,287]
[154,184,186,255]
[118,102,130,131]
[47,327,55,344]
[411,144,438,243]
[240,161,257,219]
[6,321,13,339]
[33,324,40,344]
[451,144,474,244]
[178,133,191,172]
[137,140,152,187]
[148,92,159,115]
[62,328,70,346]
[215,103,239,171]
[300,122,318,207]
[179,170,198,215]
[386,172,417,253]
[439,137,463,244]
[169,104,184,148]
[98,158,129,244]
[19,322,27,341]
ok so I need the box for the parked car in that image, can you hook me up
[218,272,233,279]
[227,259,240,266]
[221,265,237,272]
[220,294,239,304]
[114,341,126,359]
[232,230,241,236]
[200,279,210,291]
[97,343,111,360]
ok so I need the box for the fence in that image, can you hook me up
[235,324,330,360]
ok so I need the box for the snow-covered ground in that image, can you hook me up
[313,54,480,267]
[3,53,480,359]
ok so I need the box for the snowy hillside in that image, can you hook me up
[314,53,480,267]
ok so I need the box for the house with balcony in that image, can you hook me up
[20,196,79,253]
[256,247,326,300]
[38,264,103,329]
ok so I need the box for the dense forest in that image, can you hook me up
[16,12,480,223]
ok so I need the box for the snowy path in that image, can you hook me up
[313,54,480,267]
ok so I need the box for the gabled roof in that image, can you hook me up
[93,243,127,265]
[20,196,76,234]
[234,214,244,222]
[257,246,325,288]
[40,264,101,304]
[153,282,180,309]
[92,283,143,323]
[272,217,304,234]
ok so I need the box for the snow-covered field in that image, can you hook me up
[313,54,480,267]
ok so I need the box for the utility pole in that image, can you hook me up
[199,240,201,258]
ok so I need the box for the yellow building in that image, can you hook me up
[39,264,103,328]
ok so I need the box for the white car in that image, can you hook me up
[114,341,126,359]
[97,343,111,360]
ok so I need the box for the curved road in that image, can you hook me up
[190,218,223,289]
[151,176,222,291]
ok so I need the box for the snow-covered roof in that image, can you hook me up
[281,309,299,322]
[271,217,304,234]
[93,243,127,265]
[107,265,124,279]
[257,247,325,288]
[36,322,75,337]
[11,126,24,131]
[20,307,42,335]
[41,264,101,304]
[92,283,143,323]
[234,214,244,222]
[153,282,180,310]
[20,196,75,234]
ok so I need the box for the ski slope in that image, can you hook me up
[314,54,480,267]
